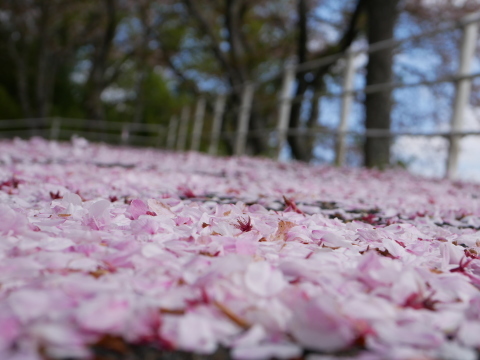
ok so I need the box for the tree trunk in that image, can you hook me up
[224,0,269,156]
[35,0,52,118]
[8,38,32,118]
[84,0,118,121]
[225,0,247,84]
[363,0,399,168]
[287,0,311,161]
[133,2,152,124]
[288,0,365,162]
[288,79,312,161]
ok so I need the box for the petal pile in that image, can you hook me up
[0,137,479,360]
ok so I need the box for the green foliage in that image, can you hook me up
[143,70,180,125]
[50,63,86,119]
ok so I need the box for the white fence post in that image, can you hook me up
[50,117,61,140]
[121,124,130,145]
[235,83,254,156]
[190,97,206,152]
[177,106,190,151]
[335,49,356,166]
[446,14,479,180]
[209,94,226,155]
[276,65,296,160]
[166,115,178,150]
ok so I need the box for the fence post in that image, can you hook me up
[191,97,206,152]
[276,65,296,160]
[166,115,178,150]
[209,94,226,155]
[335,49,355,166]
[177,106,190,151]
[121,124,130,145]
[157,124,163,148]
[446,14,479,180]
[235,83,254,156]
[50,117,61,140]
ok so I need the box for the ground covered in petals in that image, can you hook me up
[1,137,480,360]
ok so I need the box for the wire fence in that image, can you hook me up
[1,13,480,180]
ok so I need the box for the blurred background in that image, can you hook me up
[1,0,480,180]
